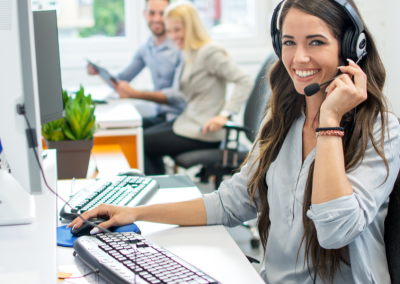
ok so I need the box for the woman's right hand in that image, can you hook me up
[66,204,137,233]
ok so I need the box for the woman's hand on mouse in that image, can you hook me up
[320,59,368,126]
[67,204,137,234]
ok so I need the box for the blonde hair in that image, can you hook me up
[164,1,211,60]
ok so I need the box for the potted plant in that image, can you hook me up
[42,87,96,179]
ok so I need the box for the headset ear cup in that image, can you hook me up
[342,28,356,62]
[273,31,283,61]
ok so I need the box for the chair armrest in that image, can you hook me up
[223,122,253,135]
[219,122,253,167]
[246,255,261,264]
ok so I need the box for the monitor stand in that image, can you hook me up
[0,169,35,226]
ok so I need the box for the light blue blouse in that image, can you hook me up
[203,112,400,284]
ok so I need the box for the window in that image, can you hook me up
[31,0,125,40]
[171,0,257,37]
[31,0,268,71]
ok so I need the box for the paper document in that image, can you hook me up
[86,60,117,89]
[58,265,111,284]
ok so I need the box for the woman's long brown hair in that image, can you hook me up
[245,0,389,282]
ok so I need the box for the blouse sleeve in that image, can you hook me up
[307,113,400,249]
[203,46,254,114]
[202,115,270,227]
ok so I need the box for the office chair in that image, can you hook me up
[174,53,277,190]
[385,168,400,284]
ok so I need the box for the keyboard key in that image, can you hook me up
[119,250,132,255]
[193,278,208,284]
[123,260,133,265]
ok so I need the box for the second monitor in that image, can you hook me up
[33,10,64,125]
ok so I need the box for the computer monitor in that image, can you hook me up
[33,10,65,125]
[0,0,44,225]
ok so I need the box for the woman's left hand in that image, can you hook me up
[202,115,228,134]
[320,59,368,126]
[113,80,139,99]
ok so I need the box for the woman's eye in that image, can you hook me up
[283,41,295,46]
[311,40,325,46]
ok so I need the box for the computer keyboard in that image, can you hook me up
[60,176,159,220]
[74,232,221,284]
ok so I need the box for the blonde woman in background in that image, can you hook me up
[130,1,254,175]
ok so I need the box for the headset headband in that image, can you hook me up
[271,0,366,61]
[335,0,364,35]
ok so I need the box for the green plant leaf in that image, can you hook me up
[43,87,96,141]
[80,104,95,129]
[83,127,96,140]
[42,129,51,140]
[41,118,65,141]
[63,123,77,140]
[62,90,69,106]
[80,119,95,139]
[51,128,66,141]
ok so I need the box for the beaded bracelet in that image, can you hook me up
[315,127,344,132]
[316,130,345,138]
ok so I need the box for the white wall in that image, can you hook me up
[59,0,400,117]
[355,0,400,116]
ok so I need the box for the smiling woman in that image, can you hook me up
[245,0,399,283]
[67,1,400,283]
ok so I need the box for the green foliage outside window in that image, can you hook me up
[79,0,125,38]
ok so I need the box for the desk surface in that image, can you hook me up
[66,85,158,122]
[95,99,142,129]
[57,179,264,284]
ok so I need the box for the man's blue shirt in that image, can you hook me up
[117,36,185,116]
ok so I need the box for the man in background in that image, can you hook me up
[88,0,185,128]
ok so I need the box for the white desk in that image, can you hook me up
[68,85,158,119]
[94,99,144,171]
[57,179,264,284]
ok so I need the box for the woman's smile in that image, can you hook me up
[293,68,321,82]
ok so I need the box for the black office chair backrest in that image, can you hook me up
[243,53,277,142]
[385,169,400,284]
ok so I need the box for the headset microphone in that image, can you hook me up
[304,50,367,97]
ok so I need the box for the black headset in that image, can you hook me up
[271,0,367,62]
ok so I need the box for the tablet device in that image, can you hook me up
[86,59,118,89]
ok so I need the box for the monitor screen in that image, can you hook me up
[33,10,64,125]
[0,0,43,197]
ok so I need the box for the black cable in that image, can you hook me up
[313,246,321,284]
[21,112,112,235]
[20,111,138,284]
[66,269,99,279]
